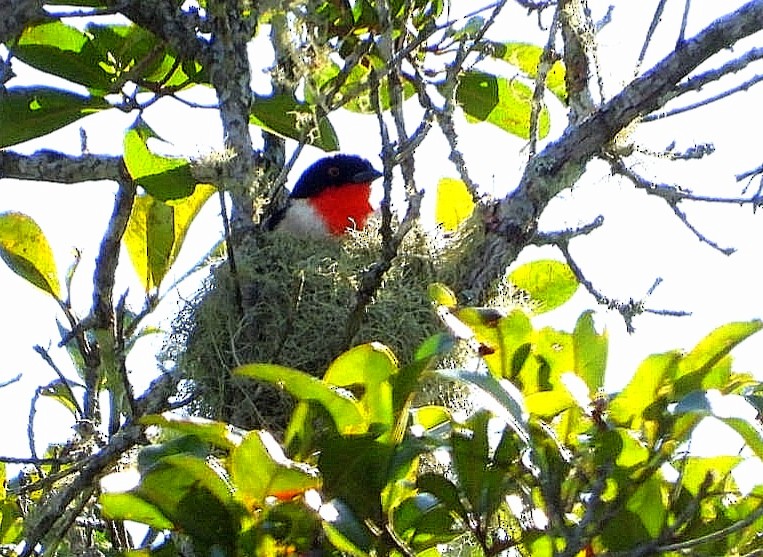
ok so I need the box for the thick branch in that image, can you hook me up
[0,151,123,183]
[207,0,257,230]
[107,0,211,68]
[0,0,45,44]
[462,0,763,300]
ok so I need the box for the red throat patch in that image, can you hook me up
[308,182,373,235]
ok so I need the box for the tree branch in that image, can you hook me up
[19,372,180,557]
[107,0,211,68]
[0,151,123,183]
[461,0,763,301]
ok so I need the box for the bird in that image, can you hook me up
[269,154,383,238]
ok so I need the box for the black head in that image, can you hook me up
[289,154,382,199]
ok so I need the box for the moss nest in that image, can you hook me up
[173,220,457,432]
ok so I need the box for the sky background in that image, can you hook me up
[1,1,763,471]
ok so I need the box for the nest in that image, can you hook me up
[172,220,450,433]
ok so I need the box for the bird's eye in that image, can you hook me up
[328,166,340,177]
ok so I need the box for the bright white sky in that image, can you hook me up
[1,1,763,473]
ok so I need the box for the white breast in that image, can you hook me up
[274,199,331,238]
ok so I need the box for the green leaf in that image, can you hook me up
[230,430,320,507]
[318,436,394,522]
[137,417,241,455]
[427,282,458,308]
[508,260,578,313]
[123,120,197,201]
[320,498,375,556]
[452,71,550,140]
[135,454,240,549]
[234,363,367,434]
[454,307,533,380]
[437,369,529,445]
[609,352,680,426]
[99,492,174,530]
[250,93,339,151]
[573,311,608,391]
[13,21,115,92]
[13,21,203,94]
[39,380,81,417]
[0,87,109,148]
[674,390,763,461]
[484,41,567,101]
[0,212,61,299]
[679,455,742,496]
[435,178,475,232]
[416,473,469,523]
[124,183,214,292]
[391,493,459,550]
[675,321,763,395]
[324,343,398,437]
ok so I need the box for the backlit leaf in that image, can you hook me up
[123,120,196,201]
[435,178,475,232]
[234,363,367,434]
[124,183,214,292]
[0,212,61,299]
[452,71,550,139]
[484,41,567,101]
[250,93,339,152]
[508,259,578,313]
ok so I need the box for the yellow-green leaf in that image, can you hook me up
[123,120,196,201]
[508,259,577,313]
[427,282,458,308]
[485,41,567,102]
[452,71,550,140]
[0,212,61,299]
[124,183,214,292]
[435,178,475,232]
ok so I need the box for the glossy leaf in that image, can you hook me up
[13,21,115,92]
[234,363,367,434]
[123,120,197,201]
[319,436,395,522]
[437,369,529,445]
[250,93,339,151]
[0,87,109,148]
[453,71,550,139]
[134,453,240,549]
[609,352,680,426]
[417,473,469,523]
[573,311,608,392]
[0,212,61,299]
[231,430,320,507]
[679,455,742,496]
[508,259,578,313]
[455,307,533,380]
[324,343,398,437]
[674,320,763,395]
[124,183,214,292]
[392,493,461,550]
[435,178,475,232]
[484,41,567,101]
[139,413,244,454]
[99,492,174,530]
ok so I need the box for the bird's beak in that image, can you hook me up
[353,168,383,183]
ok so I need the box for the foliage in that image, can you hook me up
[2,1,763,556]
[100,276,763,556]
